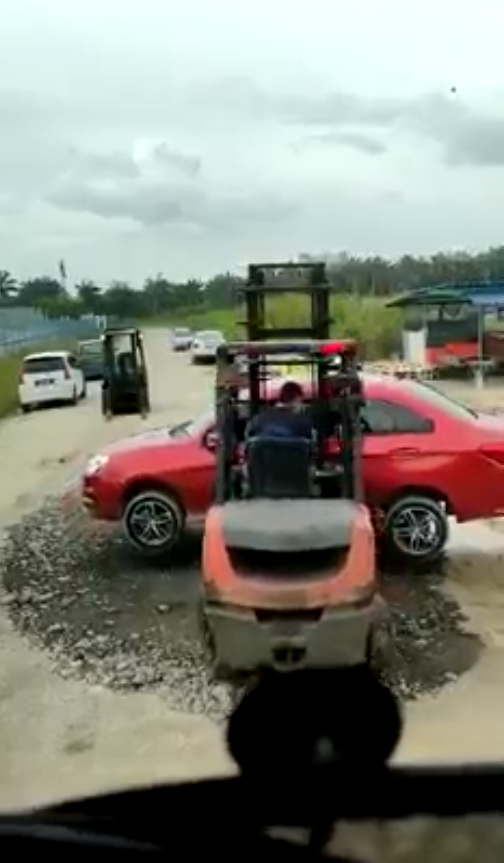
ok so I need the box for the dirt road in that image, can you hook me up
[0,332,231,809]
[0,329,504,809]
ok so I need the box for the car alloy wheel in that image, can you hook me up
[384,495,448,565]
[123,490,184,555]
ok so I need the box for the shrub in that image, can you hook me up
[168,295,402,360]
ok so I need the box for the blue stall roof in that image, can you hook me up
[387,281,504,309]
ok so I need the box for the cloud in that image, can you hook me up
[50,180,186,225]
[282,87,504,168]
[0,87,63,134]
[2,74,504,179]
[193,78,504,168]
[66,149,141,181]
[50,180,297,230]
[48,156,196,226]
[411,103,504,168]
[278,90,407,129]
[150,144,201,177]
[46,141,199,225]
[301,130,387,155]
[47,141,296,229]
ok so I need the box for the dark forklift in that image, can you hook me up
[101,326,151,419]
[201,262,384,684]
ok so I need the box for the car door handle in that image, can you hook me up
[389,447,420,457]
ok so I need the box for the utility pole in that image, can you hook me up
[58,259,68,293]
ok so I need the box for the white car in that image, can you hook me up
[191,330,225,364]
[18,350,86,413]
[171,327,193,351]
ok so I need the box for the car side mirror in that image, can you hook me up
[204,430,219,452]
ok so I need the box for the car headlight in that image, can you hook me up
[84,454,109,477]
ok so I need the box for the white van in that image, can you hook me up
[18,350,86,412]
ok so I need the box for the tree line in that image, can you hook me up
[2,246,504,319]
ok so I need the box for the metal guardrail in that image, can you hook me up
[0,320,102,357]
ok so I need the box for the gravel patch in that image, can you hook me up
[0,497,232,721]
[0,496,483,720]
[377,573,481,699]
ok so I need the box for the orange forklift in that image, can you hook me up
[199,263,384,685]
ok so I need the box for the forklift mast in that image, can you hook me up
[239,261,332,341]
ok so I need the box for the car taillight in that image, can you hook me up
[320,339,357,356]
[479,444,504,466]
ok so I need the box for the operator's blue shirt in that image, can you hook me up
[246,406,313,441]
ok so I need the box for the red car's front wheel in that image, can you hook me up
[122,489,185,557]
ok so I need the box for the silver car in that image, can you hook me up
[171,327,193,351]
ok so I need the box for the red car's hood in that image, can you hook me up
[103,426,184,455]
[475,410,504,432]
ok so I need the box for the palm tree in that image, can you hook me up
[0,270,18,301]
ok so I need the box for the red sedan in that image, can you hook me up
[82,375,504,566]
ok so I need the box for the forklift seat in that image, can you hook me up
[117,351,135,379]
[246,436,313,500]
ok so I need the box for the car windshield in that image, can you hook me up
[4,0,504,823]
[412,381,479,420]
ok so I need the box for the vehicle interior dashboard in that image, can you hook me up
[1,765,504,857]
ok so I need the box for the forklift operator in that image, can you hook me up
[246,381,314,441]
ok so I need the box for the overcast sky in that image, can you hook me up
[1,0,504,285]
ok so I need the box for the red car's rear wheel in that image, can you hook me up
[382,495,449,570]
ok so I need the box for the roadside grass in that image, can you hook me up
[143,295,404,360]
[0,340,77,419]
